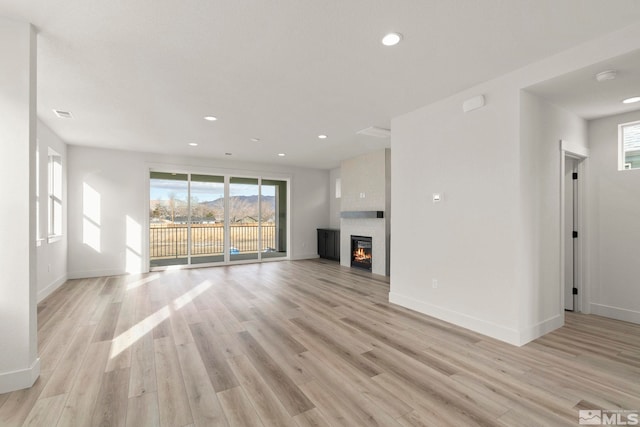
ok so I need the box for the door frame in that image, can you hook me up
[145,163,291,273]
[560,140,590,314]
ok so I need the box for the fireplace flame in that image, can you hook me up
[353,247,372,263]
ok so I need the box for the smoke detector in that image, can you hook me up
[356,126,391,138]
[595,70,617,82]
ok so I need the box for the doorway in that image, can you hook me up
[564,157,578,311]
[561,141,588,314]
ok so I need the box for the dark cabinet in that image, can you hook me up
[317,229,340,261]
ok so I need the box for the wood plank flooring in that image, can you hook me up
[2,259,640,426]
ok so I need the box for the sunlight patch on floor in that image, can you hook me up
[110,278,212,359]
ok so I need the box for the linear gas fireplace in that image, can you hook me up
[351,235,372,271]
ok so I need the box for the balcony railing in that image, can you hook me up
[150,223,276,259]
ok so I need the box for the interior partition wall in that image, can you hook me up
[149,171,288,269]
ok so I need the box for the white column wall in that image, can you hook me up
[390,81,523,344]
[339,149,390,276]
[36,120,68,301]
[518,90,587,341]
[0,18,40,393]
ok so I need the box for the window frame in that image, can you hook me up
[148,167,291,270]
[618,120,640,171]
[48,148,63,243]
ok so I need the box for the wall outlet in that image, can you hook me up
[432,279,438,288]
[359,192,366,198]
[47,264,51,273]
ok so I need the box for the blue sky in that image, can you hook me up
[150,179,275,201]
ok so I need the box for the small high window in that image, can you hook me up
[619,120,640,170]
[48,148,63,240]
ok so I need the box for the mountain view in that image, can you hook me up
[150,195,276,224]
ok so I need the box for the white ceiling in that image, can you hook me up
[3,1,640,169]
[526,49,640,120]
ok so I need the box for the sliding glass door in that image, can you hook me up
[229,177,260,261]
[149,172,189,267]
[261,179,287,259]
[149,172,288,269]
[190,174,225,264]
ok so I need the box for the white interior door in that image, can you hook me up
[564,157,577,311]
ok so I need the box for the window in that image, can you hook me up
[48,149,63,240]
[619,120,640,170]
[36,143,41,245]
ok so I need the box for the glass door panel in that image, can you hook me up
[150,172,287,269]
[149,172,189,267]
[261,179,287,258]
[190,174,225,264]
[229,177,259,261]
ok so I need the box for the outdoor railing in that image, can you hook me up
[150,223,276,259]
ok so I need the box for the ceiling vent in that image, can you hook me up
[356,126,391,138]
[53,109,73,119]
[595,70,617,82]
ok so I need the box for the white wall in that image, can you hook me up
[0,18,39,393]
[519,91,587,339]
[389,22,640,345]
[36,120,68,302]
[67,146,329,278]
[329,167,341,229]
[588,110,640,323]
[391,80,523,343]
[385,149,391,277]
[341,149,388,212]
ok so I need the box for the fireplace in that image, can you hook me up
[351,235,372,271]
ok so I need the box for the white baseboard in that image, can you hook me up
[518,314,564,345]
[591,303,640,325]
[67,268,124,280]
[389,292,523,346]
[37,274,68,303]
[291,253,320,261]
[0,358,40,394]
[389,292,564,346]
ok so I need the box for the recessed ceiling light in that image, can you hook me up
[204,116,217,121]
[622,96,640,104]
[278,153,286,157]
[53,109,73,119]
[318,134,328,139]
[188,142,198,146]
[250,138,261,142]
[382,32,402,46]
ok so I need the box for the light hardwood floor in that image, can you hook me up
[1,259,639,426]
